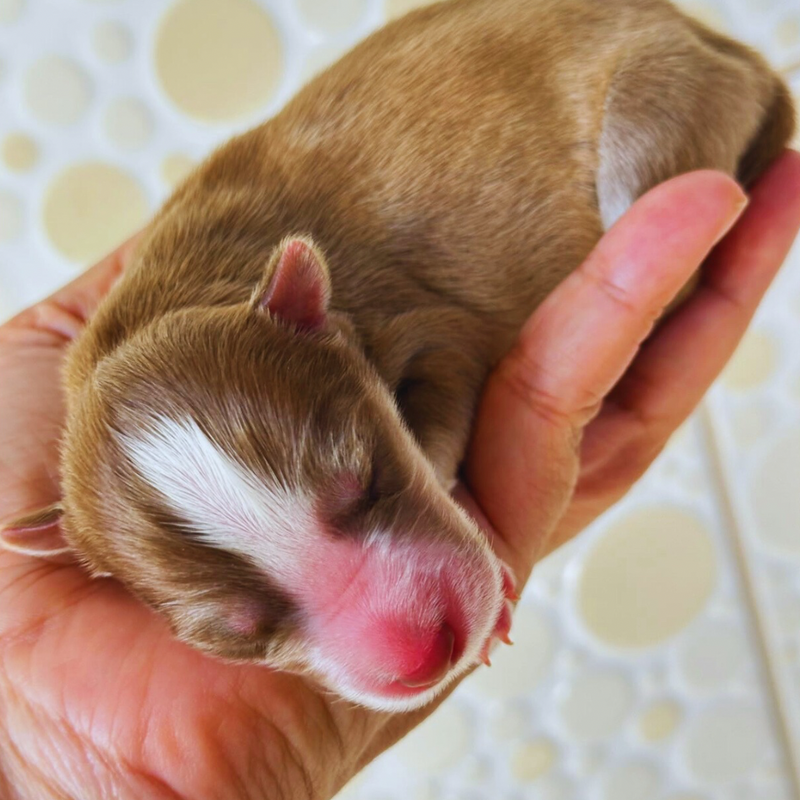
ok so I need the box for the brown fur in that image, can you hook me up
[15,0,797,669]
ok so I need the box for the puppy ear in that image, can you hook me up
[251,236,332,332]
[0,503,71,557]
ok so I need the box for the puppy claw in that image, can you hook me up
[500,560,520,602]
[478,638,493,667]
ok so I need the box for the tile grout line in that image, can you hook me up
[701,401,800,798]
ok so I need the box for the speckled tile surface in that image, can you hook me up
[0,1,799,799]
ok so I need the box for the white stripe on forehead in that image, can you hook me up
[121,415,313,584]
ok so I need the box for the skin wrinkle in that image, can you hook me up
[697,271,753,317]
[0,705,25,800]
[609,313,730,426]
[196,697,319,800]
[75,726,186,800]
[205,695,260,800]
[86,647,236,800]
[0,327,63,349]
[0,764,19,800]
[116,766,186,800]
[0,567,103,646]
[0,438,62,501]
[132,656,316,800]
[0,313,82,348]
[0,571,73,641]
[585,261,667,320]
[582,401,653,467]
[1,681,89,800]
[48,733,113,800]
[251,688,338,800]
[492,354,585,429]
[3,737,67,800]
[30,302,84,343]
[581,438,659,501]
[119,635,166,759]
[65,725,121,797]
[274,735,315,800]
[607,364,677,429]
[3,595,177,797]
[0,415,59,468]
[295,685,348,765]
[117,696,244,800]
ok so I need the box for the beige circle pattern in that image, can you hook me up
[684,703,771,782]
[0,0,24,25]
[93,21,134,63]
[557,669,635,741]
[384,0,438,22]
[578,508,717,648]
[43,163,148,263]
[2,133,38,172]
[297,0,369,33]
[155,0,283,122]
[24,56,92,126]
[104,98,154,150]
[639,700,682,741]
[511,739,557,782]
[0,190,23,242]
[161,154,195,187]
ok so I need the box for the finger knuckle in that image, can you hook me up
[625,432,669,478]
[494,351,600,431]
[494,355,573,427]
[31,300,84,340]
[586,257,664,321]
[0,300,84,347]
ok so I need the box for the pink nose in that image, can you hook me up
[397,622,456,689]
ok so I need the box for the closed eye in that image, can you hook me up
[321,466,376,529]
[365,459,383,507]
[320,442,406,533]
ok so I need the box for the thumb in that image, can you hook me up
[465,171,748,583]
[3,234,140,343]
[0,235,141,539]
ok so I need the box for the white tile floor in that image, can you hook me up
[0,1,799,798]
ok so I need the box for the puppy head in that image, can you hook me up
[3,238,508,711]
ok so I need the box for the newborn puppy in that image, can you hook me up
[2,0,794,711]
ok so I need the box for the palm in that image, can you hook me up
[2,556,327,797]
[1,154,799,800]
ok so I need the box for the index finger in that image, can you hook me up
[506,171,749,424]
[466,170,748,574]
[607,149,800,426]
[2,234,141,343]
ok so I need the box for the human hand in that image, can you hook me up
[1,151,799,800]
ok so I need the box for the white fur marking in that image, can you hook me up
[122,416,313,585]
